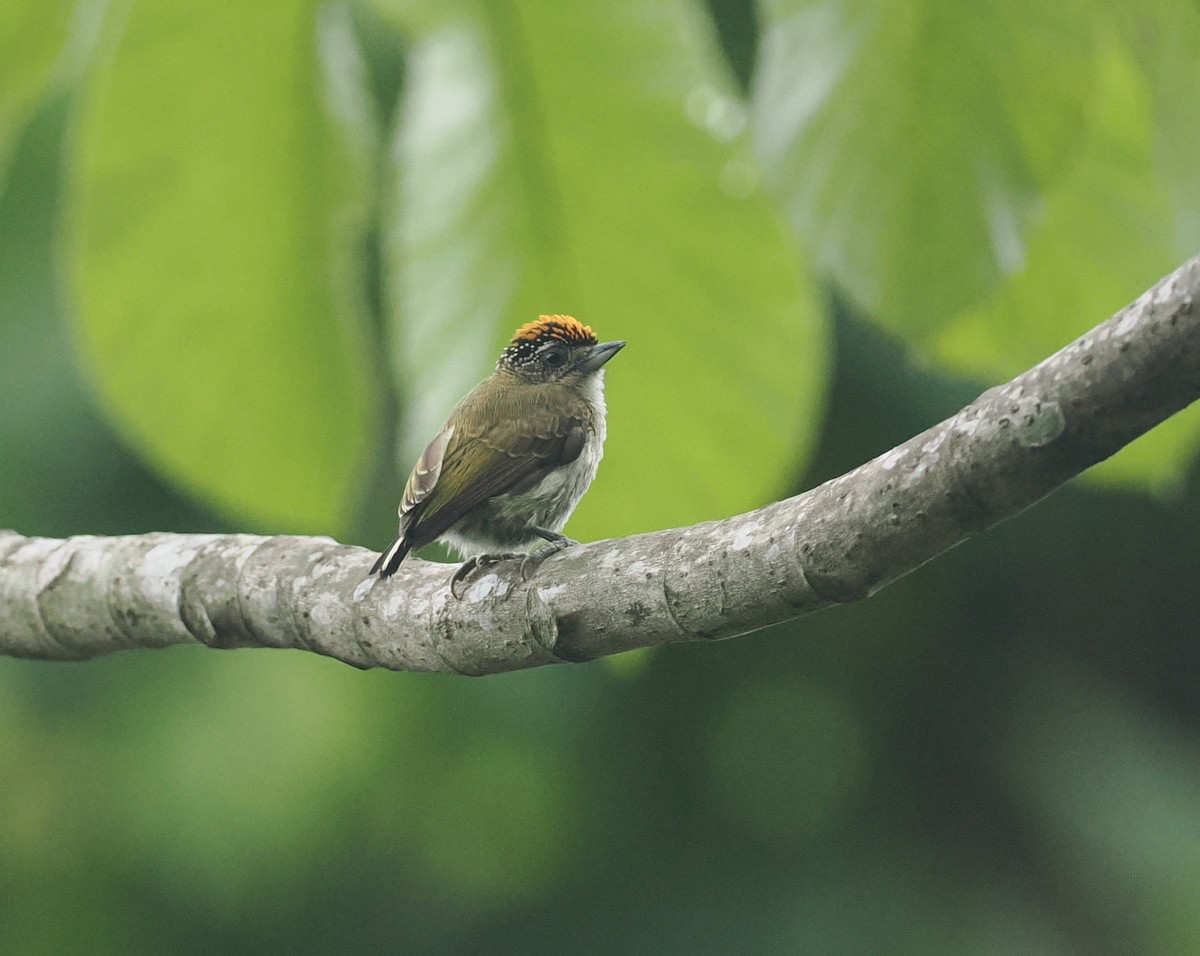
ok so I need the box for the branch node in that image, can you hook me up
[800,566,871,605]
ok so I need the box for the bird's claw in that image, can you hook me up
[449,537,580,598]
[519,536,578,581]
[449,552,521,599]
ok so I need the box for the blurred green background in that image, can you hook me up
[4,0,1200,952]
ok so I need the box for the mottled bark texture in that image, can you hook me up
[4,256,1200,673]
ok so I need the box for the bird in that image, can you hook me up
[370,315,624,595]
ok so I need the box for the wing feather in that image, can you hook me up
[400,411,587,552]
[400,425,454,519]
[376,381,593,572]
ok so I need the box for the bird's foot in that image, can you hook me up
[449,552,521,599]
[519,532,579,581]
[448,531,580,598]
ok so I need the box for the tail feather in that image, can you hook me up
[370,537,414,577]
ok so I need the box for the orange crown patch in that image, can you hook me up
[512,315,596,345]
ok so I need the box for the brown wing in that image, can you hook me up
[397,410,587,553]
[400,424,455,521]
[370,426,456,576]
[372,382,590,577]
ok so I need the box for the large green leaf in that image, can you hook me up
[935,40,1200,491]
[1138,0,1200,256]
[753,0,1096,339]
[381,0,829,540]
[70,1,375,532]
[0,0,73,182]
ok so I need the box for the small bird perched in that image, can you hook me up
[370,315,624,594]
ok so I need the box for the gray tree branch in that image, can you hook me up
[4,255,1200,674]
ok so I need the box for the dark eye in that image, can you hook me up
[542,345,567,367]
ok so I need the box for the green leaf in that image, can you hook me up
[382,0,829,540]
[0,0,74,182]
[935,40,1200,492]
[70,0,376,532]
[1137,0,1200,254]
[753,0,1096,338]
